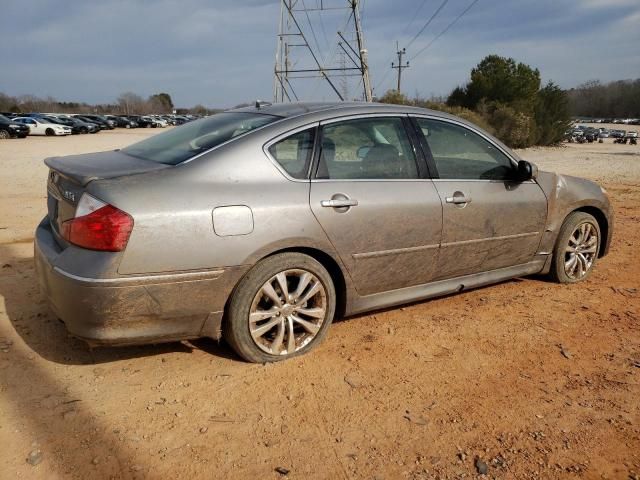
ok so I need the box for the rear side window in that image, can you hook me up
[317,117,418,180]
[417,118,514,180]
[268,129,315,179]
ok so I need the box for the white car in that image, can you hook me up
[12,117,72,136]
[152,117,168,128]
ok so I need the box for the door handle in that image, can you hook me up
[445,192,472,205]
[321,198,358,208]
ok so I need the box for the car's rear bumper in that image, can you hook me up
[34,218,247,346]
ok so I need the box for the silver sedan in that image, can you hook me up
[35,102,613,362]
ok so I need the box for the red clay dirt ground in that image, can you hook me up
[0,133,638,479]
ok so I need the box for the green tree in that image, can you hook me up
[534,82,571,145]
[448,55,541,112]
[148,92,174,113]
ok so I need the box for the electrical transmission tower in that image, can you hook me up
[273,0,372,103]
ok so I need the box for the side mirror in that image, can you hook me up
[516,160,538,181]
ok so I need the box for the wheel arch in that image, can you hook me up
[572,206,609,258]
[221,245,348,333]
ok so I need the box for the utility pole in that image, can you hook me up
[391,42,409,93]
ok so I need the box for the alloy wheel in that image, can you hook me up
[249,269,327,356]
[564,222,598,280]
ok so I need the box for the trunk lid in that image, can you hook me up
[44,149,170,187]
[45,150,169,241]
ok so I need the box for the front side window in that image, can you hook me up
[416,118,514,180]
[122,112,280,165]
[317,117,418,180]
[268,128,315,179]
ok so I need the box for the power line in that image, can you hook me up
[401,0,430,36]
[373,0,447,95]
[301,0,324,61]
[409,0,480,62]
[405,0,449,50]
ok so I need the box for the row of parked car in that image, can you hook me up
[0,113,199,139]
[566,125,638,144]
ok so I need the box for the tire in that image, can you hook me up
[225,253,336,363]
[0,129,10,140]
[81,127,88,134]
[45,128,55,136]
[549,212,600,283]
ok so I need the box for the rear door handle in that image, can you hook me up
[445,192,472,205]
[321,198,358,208]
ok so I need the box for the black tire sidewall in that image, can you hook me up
[550,212,600,283]
[225,253,336,363]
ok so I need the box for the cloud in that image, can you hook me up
[0,0,638,106]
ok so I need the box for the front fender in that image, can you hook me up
[535,170,613,256]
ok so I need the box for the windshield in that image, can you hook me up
[0,115,10,122]
[122,112,280,165]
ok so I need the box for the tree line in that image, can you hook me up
[567,79,640,119]
[0,91,219,116]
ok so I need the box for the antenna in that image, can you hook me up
[273,0,372,102]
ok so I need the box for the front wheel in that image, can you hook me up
[45,128,55,136]
[0,129,10,140]
[224,253,336,363]
[549,212,600,283]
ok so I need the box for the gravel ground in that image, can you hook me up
[0,129,639,479]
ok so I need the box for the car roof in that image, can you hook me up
[229,101,520,162]
[231,101,452,120]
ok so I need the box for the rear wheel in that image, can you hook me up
[45,128,55,136]
[549,212,600,283]
[225,253,336,363]
[0,129,10,140]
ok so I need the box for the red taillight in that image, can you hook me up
[62,204,133,252]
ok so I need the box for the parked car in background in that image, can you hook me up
[0,114,30,139]
[128,115,157,128]
[76,115,115,130]
[626,131,638,138]
[35,102,613,362]
[12,117,72,136]
[74,115,109,131]
[610,130,626,138]
[41,115,95,135]
[119,116,140,128]
[56,115,100,133]
[151,116,168,128]
[105,115,137,128]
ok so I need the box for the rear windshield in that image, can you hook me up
[122,112,280,165]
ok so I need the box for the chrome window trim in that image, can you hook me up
[431,178,537,184]
[310,178,434,183]
[262,121,320,183]
[318,112,411,125]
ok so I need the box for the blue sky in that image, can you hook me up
[1,0,639,108]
